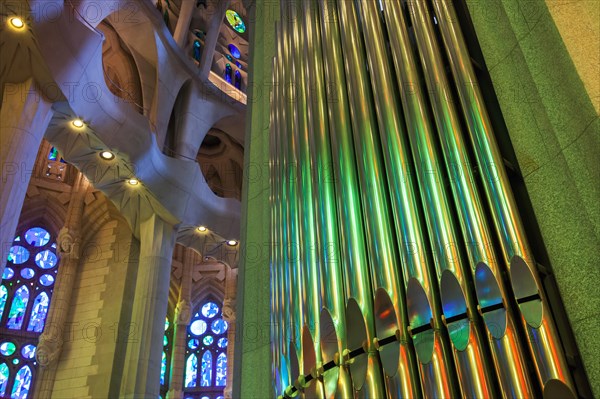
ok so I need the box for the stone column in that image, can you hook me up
[222,266,237,399]
[173,0,196,47]
[199,0,231,79]
[1,78,53,274]
[121,214,177,398]
[33,172,89,398]
[167,248,195,399]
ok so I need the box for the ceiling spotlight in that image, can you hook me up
[72,119,85,128]
[9,17,25,29]
[226,240,238,246]
[197,226,207,232]
[127,178,139,186]
[99,151,115,160]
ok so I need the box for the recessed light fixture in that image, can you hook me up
[226,240,238,246]
[127,178,139,186]
[72,119,85,128]
[9,17,25,29]
[100,151,115,160]
[197,226,207,232]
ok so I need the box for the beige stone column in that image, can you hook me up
[1,78,53,274]
[33,172,89,398]
[199,0,231,78]
[167,248,195,399]
[222,266,237,399]
[173,0,196,47]
[121,214,178,398]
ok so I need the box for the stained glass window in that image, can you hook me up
[183,300,228,398]
[1,226,60,398]
[227,44,241,59]
[160,316,173,399]
[225,10,246,33]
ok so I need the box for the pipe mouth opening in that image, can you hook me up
[406,278,435,363]
[543,379,576,399]
[374,288,400,376]
[474,262,507,338]
[320,309,340,398]
[345,298,368,390]
[440,270,470,351]
[510,256,543,328]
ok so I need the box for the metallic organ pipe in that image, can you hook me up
[373,0,497,396]
[354,0,469,396]
[287,0,325,396]
[406,1,535,396]
[301,1,353,397]
[316,0,382,396]
[334,0,420,396]
[280,7,305,385]
[431,0,576,396]
[275,22,292,393]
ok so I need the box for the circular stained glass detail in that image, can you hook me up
[163,336,168,346]
[217,396,224,399]
[201,302,219,318]
[12,358,19,365]
[218,337,228,348]
[21,345,36,359]
[25,227,51,247]
[0,342,16,356]
[40,274,55,286]
[228,44,241,59]
[200,397,209,399]
[2,267,15,280]
[35,250,57,269]
[188,339,200,350]
[8,246,29,265]
[225,10,246,33]
[190,319,207,336]
[165,318,170,331]
[20,268,35,279]
[211,319,228,334]
[203,336,214,346]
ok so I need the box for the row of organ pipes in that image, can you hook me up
[268,0,576,397]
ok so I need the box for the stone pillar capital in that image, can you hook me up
[222,298,236,323]
[56,227,81,259]
[36,330,64,368]
[175,299,192,326]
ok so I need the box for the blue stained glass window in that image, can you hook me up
[217,338,228,348]
[160,352,167,385]
[188,338,199,349]
[203,336,213,346]
[39,274,54,286]
[224,64,232,84]
[216,352,227,386]
[201,302,219,318]
[216,396,224,399]
[0,286,7,319]
[48,147,59,161]
[34,250,57,269]
[193,40,202,61]
[8,246,29,265]
[21,345,36,360]
[27,292,50,332]
[2,267,15,279]
[20,268,35,279]
[228,44,241,59]
[185,354,198,388]
[7,286,29,330]
[0,363,9,397]
[234,70,242,90]
[11,365,32,399]
[200,351,212,387]
[24,227,50,247]
[211,319,228,334]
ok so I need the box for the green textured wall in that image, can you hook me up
[465,0,598,395]
[233,1,278,398]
